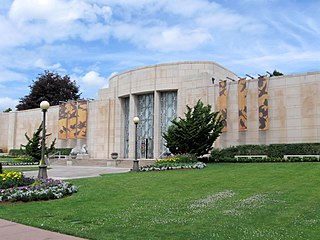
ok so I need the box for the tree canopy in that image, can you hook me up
[162,100,224,157]
[16,71,81,110]
[272,70,284,76]
[3,108,12,112]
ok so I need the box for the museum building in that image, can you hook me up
[0,61,319,161]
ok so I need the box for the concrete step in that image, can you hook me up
[49,158,156,168]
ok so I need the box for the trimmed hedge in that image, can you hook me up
[53,148,72,155]
[9,148,72,157]
[212,156,320,163]
[210,143,320,162]
[8,149,25,156]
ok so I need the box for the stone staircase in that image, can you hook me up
[48,158,156,168]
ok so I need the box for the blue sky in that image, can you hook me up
[0,0,319,111]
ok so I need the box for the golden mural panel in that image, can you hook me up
[67,101,78,139]
[77,100,88,139]
[258,76,269,130]
[58,102,68,139]
[238,78,247,131]
[219,80,228,132]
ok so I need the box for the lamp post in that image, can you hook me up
[38,100,50,179]
[132,116,140,172]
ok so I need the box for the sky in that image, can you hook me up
[0,0,319,111]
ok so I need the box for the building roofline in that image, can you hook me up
[109,60,237,81]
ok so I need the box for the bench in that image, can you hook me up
[283,155,320,160]
[234,155,268,159]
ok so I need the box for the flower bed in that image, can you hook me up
[139,154,207,172]
[0,171,78,203]
[1,161,39,166]
[140,161,206,171]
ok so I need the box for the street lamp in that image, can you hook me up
[132,116,140,172]
[38,100,50,179]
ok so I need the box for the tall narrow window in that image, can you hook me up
[138,94,154,158]
[123,98,130,158]
[160,91,177,155]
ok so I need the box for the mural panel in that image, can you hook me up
[238,78,247,131]
[77,100,88,139]
[258,76,269,130]
[219,80,228,132]
[58,102,68,139]
[67,101,78,139]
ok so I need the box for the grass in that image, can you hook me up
[0,157,17,162]
[0,163,320,239]
[3,166,40,172]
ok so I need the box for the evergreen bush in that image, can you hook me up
[163,100,224,157]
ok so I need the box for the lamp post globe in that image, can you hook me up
[40,101,50,110]
[38,100,50,179]
[133,116,139,124]
[132,116,140,172]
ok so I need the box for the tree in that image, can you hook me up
[273,70,284,76]
[16,71,81,110]
[21,123,56,162]
[162,100,224,157]
[3,108,12,112]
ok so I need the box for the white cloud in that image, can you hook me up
[0,0,112,47]
[9,0,112,24]
[103,71,118,88]
[34,58,62,70]
[145,27,212,52]
[0,97,18,112]
[76,70,106,86]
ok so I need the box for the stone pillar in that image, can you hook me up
[129,94,138,159]
[153,91,161,159]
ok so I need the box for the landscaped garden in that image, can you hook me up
[0,162,319,239]
[0,169,77,202]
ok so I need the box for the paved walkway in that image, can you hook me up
[1,166,131,239]
[0,219,87,240]
[23,165,131,180]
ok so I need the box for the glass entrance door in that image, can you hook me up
[123,98,130,158]
[138,94,154,158]
[160,91,177,155]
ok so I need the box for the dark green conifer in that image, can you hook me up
[163,100,224,157]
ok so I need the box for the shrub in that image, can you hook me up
[0,171,34,189]
[9,149,25,156]
[54,148,73,155]
[20,124,56,162]
[163,100,224,157]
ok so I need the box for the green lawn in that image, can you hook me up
[0,163,320,239]
[3,166,40,172]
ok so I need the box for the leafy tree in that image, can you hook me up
[162,100,224,157]
[21,123,56,162]
[272,70,284,76]
[3,108,12,112]
[16,71,81,110]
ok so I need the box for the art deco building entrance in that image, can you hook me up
[137,94,154,158]
[160,91,177,155]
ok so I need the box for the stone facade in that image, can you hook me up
[214,71,320,148]
[0,61,319,159]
